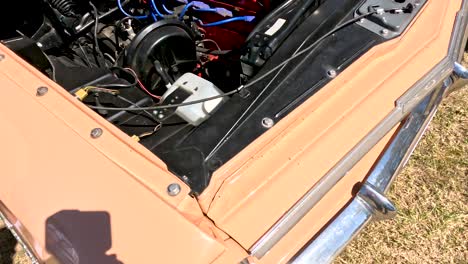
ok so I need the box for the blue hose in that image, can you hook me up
[194,8,217,12]
[150,0,164,18]
[162,3,174,14]
[179,2,195,19]
[117,0,148,19]
[199,16,255,27]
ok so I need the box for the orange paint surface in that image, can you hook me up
[200,0,462,257]
[0,0,462,263]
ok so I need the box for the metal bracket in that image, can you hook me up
[356,0,427,39]
[356,183,397,220]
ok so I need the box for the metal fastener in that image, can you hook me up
[0,54,5,62]
[182,175,189,182]
[261,117,274,128]
[327,69,337,78]
[90,128,103,138]
[36,86,48,96]
[380,29,389,36]
[167,183,181,196]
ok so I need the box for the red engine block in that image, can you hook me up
[195,0,272,50]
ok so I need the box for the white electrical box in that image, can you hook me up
[161,73,227,126]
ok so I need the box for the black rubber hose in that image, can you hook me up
[47,0,79,17]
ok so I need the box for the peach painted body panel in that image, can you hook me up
[0,46,244,263]
[200,0,461,254]
[0,0,462,263]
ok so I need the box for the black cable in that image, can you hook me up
[114,17,134,52]
[89,1,106,67]
[86,11,378,112]
[244,11,378,89]
[88,89,239,111]
[96,67,139,88]
[78,42,93,67]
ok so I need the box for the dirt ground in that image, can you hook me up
[1,62,467,264]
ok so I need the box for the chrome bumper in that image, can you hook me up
[290,77,452,263]
[290,19,468,264]
[0,201,40,264]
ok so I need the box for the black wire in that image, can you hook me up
[114,17,134,52]
[96,67,139,88]
[88,89,239,111]
[86,11,378,111]
[78,42,93,67]
[89,1,106,67]
[244,11,378,89]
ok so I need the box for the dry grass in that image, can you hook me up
[337,57,468,263]
[1,61,467,264]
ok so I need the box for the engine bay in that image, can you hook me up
[1,0,424,194]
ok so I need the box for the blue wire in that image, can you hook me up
[150,0,164,18]
[193,8,217,12]
[117,0,148,19]
[199,16,255,27]
[162,4,174,14]
[179,2,195,19]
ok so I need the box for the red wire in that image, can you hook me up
[124,67,161,100]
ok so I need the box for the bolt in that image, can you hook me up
[182,175,189,182]
[167,183,181,196]
[90,128,103,138]
[36,86,48,96]
[0,54,4,61]
[380,29,389,36]
[157,113,165,119]
[261,117,274,128]
[327,69,337,78]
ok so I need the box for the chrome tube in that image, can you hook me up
[291,80,448,263]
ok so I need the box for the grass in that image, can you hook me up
[1,59,467,264]
[336,55,468,263]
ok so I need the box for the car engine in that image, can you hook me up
[4,0,418,193]
[1,0,323,126]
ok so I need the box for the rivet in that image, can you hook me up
[90,128,103,138]
[36,86,48,96]
[167,183,181,196]
[261,117,274,128]
[327,69,337,78]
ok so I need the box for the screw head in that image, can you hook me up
[261,117,274,128]
[182,175,189,182]
[36,86,48,96]
[380,29,389,36]
[167,183,181,196]
[90,128,103,138]
[327,69,337,78]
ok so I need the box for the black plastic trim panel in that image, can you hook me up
[151,0,388,194]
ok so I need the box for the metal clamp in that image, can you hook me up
[356,183,396,220]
